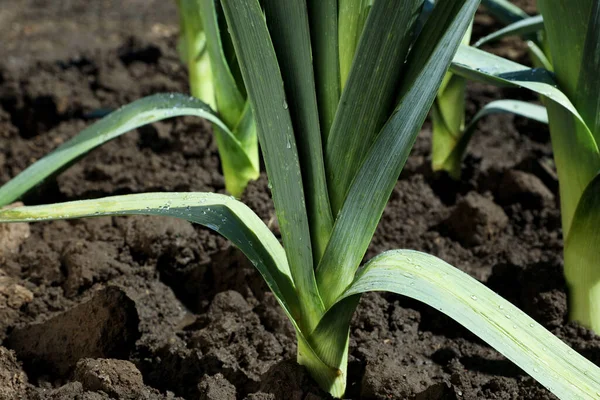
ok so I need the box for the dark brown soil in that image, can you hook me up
[1,0,598,399]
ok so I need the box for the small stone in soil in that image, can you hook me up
[443,192,508,247]
[74,358,146,398]
[198,373,236,400]
[7,286,139,378]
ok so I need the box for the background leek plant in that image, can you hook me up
[175,0,259,197]
[430,0,548,179]
[0,1,599,398]
[450,0,600,336]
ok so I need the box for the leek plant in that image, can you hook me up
[176,0,259,197]
[450,0,600,336]
[430,0,548,178]
[1,1,600,398]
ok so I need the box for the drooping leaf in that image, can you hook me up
[317,0,480,307]
[440,100,548,179]
[220,0,324,331]
[0,193,301,328]
[450,45,600,237]
[474,15,544,48]
[318,250,600,400]
[0,93,254,207]
[262,0,334,263]
[326,0,425,215]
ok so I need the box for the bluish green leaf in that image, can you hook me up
[262,0,334,263]
[317,0,480,308]
[326,0,425,215]
[220,0,324,331]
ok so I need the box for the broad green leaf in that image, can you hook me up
[481,0,528,25]
[308,0,340,140]
[564,172,600,333]
[326,0,425,215]
[198,0,245,128]
[262,0,334,263]
[572,0,600,142]
[474,15,544,48]
[177,0,215,107]
[538,0,595,108]
[337,0,372,90]
[0,93,254,207]
[450,45,600,236]
[324,250,600,400]
[220,0,324,331]
[317,0,480,307]
[0,193,301,328]
[439,100,548,179]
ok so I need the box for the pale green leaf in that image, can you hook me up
[474,15,544,48]
[328,250,600,400]
[177,0,215,107]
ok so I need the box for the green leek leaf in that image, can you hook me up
[327,250,600,400]
[338,0,373,90]
[262,0,334,263]
[317,0,480,308]
[439,100,548,179]
[0,193,301,328]
[326,0,424,215]
[308,0,340,139]
[220,0,324,331]
[450,45,600,237]
[564,172,600,333]
[474,15,544,48]
[0,93,255,207]
[198,0,245,128]
[481,0,529,25]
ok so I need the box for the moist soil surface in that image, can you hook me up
[1,1,598,399]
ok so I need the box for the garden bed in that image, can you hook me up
[0,1,598,399]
